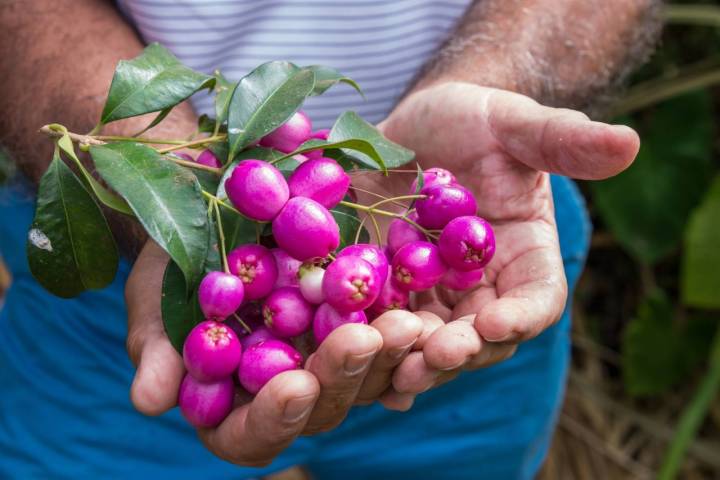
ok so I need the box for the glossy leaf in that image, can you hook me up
[272,138,384,169]
[161,260,203,352]
[329,111,415,171]
[593,92,714,264]
[227,61,315,159]
[100,43,213,124]
[622,289,716,397]
[682,175,720,309]
[57,134,133,215]
[331,201,369,248]
[197,114,217,134]
[27,149,118,298]
[303,65,362,97]
[90,142,209,288]
[213,71,238,133]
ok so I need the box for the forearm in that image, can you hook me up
[0,0,196,256]
[414,0,663,114]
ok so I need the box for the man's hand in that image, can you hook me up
[125,241,424,466]
[352,82,639,405]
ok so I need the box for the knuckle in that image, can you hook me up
[125,326,145,366]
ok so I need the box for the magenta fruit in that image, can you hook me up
[197,271,245,321]
[196,149,222,168]
[416,184,477,229]
[410,167,456,193]
[272,197,340,260]
[178,374,234,428]
[225,160,289,221]
[183,320,242,382]
[337,243,389,285]
[368,276,410,314]
[288,157,350,209]
[386,212,425,257]
[239,325,283,350]
[263,286,315,338]
[238,339,303,394]
[259,110,312,153]
[271,248,302,288]
[440,268,484,291]
[174,152,195,162]
[322,255,381,312]
[438,215,496,271]
[228,244,278,300]
[298,264,325,304]
[391,241,447,291]
[306,129,330,160]
[313,302,368,344]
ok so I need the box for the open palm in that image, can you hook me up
[351,82,639,399]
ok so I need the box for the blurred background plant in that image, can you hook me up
[1,2,719,479]
[540,1,720,478]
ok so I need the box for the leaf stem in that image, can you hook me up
[202,190,243,217]
[167,155,222,175]
[212,200,230,274]
[232,313,253,334]
[40,124,105,146]
[340,199,435,239]
[347,185,409,209]
[94,135,187,145]
[157,135,226,153]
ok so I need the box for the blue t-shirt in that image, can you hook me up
[0,174,590,479]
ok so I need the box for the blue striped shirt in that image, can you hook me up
[116,0,471,128]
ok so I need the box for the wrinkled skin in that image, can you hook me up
[125,83,638,465]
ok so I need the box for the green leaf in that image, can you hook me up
[90,142,209,288]
[197,114,217,134]
[329,111,415,171]
[27,148,118,298]
[272,138,385,170]
[57,134,133,216]
[132,107,172,137]
[331,201,369,248]
[161,260,203,352]
[100,43,213,124]
[409,164,424,210]
[303,65,363,97]
[221,208,257,250]
[227,61,315,159]
[622,289,716,397]
[593,91,715,264]
[213,71,238,133]
[682,174,720,309]
[216,147,285,199]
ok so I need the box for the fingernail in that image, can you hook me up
[387,342,415,360]
[283,394,316,422]
[344,351,376,375]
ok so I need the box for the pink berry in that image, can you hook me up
[263,287,315,338]
[183,320,242,381]
[272,197,340,261]
[409,167,456,193]
[387,212,425,256]
[196,149,222,168]
[416,184,477,229]
[322,256,381,312]
[272,248,302,288]
[197,271,244,321]
[391,241,447,291]
[178,374,234,428]
[313,302,368,344]
[228,244,278,300]
[438,216,496,271]
[306,129,330,159]
[225,160,289,221]
[440,268,484,291]
[298,264,325,304]
[368,276,410,314]
[238,339,303,394]
[240,325,283,350]
[174,152,195,162]
[288,157,350,209]
[260,110,312,153]
[337,243,389,286]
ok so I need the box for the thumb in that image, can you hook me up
[125,240,185,416]
[486,90,640,180]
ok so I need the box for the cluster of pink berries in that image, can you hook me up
[177,111,495,428]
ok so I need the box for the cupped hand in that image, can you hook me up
[124,241,423,466]
[351,82,639,405]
